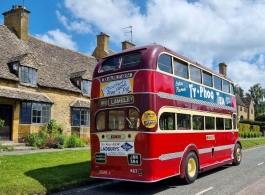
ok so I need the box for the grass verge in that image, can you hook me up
[240,137,265,149]
[0,150,92,195]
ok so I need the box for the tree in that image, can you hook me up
[246,83,265,116]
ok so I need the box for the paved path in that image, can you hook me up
[0,146,90,156]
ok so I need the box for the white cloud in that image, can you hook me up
[56,10,92,34]
[35,29,78,50]
[61,0,265,90]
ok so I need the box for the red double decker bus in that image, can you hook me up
[90,44,242,183]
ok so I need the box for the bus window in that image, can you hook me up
[109,109,125,130]
[177,113,191,130]
[223,80,230,93]
[225,119,232,130]
[159,112,175,130]
[173,58,188,79]
[205,116,215,130]
[203,71,212,87]
[96,111,105,131]
[190,65,201,83]
[158,54,172,74]
[128,108,140,129]
[121,53,141,67]
[233,114,237,129]
[216,118,224,130]
[214,76,222,90]
[99,52,141,72]
[192,115,204,130]
[230,83,235,95]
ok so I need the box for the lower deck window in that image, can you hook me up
[205,116,215,130]
[177,114,191,130]
[159,112,175,130]
[216,118,224,130]
[109,109,125,130]
[192,115,204,130]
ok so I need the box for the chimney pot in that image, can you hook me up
[122,40,135,50]
[218,63,227,76]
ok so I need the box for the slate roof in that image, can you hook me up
[0,25,97,93]
[235,94,247,107]
[0,86,53,103]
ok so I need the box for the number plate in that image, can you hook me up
[127,154,141,165]
[95,153,106,163]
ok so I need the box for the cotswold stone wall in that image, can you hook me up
[0,83,91,142]
[40,88,91,138]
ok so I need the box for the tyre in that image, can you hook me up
[184,151,198,184]
[232,143,242,166]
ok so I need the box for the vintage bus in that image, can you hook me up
[90,44,242,184]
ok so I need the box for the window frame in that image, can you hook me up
[190,65,202,84]
[158,54,173,74]
[173,58,188,79]
[71,107,90,127]
[20,102,51,124]
[20,65,37,85]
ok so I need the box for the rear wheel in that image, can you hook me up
[184,152,198,184]
[232,143,242,166]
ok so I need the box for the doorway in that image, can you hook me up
[0,104,12,140]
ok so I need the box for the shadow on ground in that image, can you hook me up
[25,161,93,194]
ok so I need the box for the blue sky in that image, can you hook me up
[1,0,265,93]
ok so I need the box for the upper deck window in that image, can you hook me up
[99,52,141,72]
[230,83,235,95]
[214,76,222,90]
[223,80,230,93]
[203,71,212,87]
[158,54,172,74]
[174,58,188,79]
[190,65,201,83]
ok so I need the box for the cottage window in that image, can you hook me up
[82,80,92,95]
[71,108,90,126]
[20,102,51,124]
[20,66,37,85]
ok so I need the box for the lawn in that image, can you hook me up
[0,150,92,195]
[1,138,265,195]
[240,137,265,149]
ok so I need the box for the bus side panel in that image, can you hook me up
[134,70,156,93]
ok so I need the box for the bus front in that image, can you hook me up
[90,45,164,182]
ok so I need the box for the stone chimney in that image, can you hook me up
[2,5,30,41]
[218,63,227,76]
[92,32,110,60]
[122,40,135,50]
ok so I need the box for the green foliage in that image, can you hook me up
[238,123,250,132]
[41,119,63,135]
[255,114,265,122]
[64,133,85,148]
[0,119,5,127]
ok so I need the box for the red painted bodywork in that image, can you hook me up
[90,45,240,182]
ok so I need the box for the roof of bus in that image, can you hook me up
[102,44,233,83]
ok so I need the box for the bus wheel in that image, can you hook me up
[232,143,242,166]
[184,152,198,184]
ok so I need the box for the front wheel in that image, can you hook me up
[184,151,198,184]
[232,143,242,166]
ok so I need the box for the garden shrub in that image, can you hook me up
[64,133,85,148]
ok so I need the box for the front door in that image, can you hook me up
[0,104,12,140]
